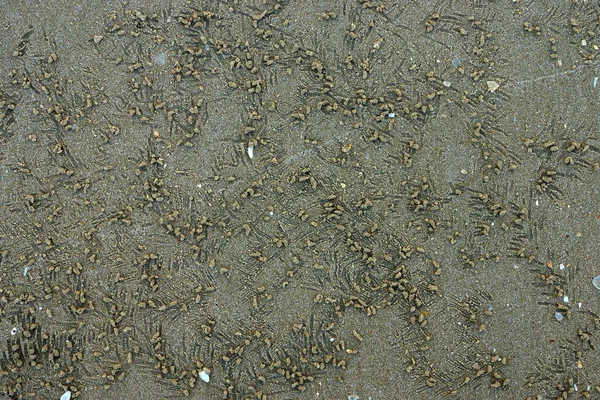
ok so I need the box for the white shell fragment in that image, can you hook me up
[555,312,563,321]
[61,391,72,400]
[247,143,254,159]
[200,369,210,383]
[487,80,500,93]
[593,275,600,290]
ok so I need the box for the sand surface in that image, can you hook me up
[0,1,600,399]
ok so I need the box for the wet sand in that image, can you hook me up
[0,1,600,399]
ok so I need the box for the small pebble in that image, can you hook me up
[61,391,71,400]
[388,112,395,118]
[555,312,563,321]
[563,296,569,303]
[593,275,600,290]
[348,395,359,400]
[443,80,452,87]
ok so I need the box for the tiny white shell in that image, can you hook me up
[247,144,254,159]
[200,370,210,383]
[555,312,563,321]
[61,391,72,400]
[487,80,500,93]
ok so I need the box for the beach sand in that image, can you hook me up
[0,1,599,399]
